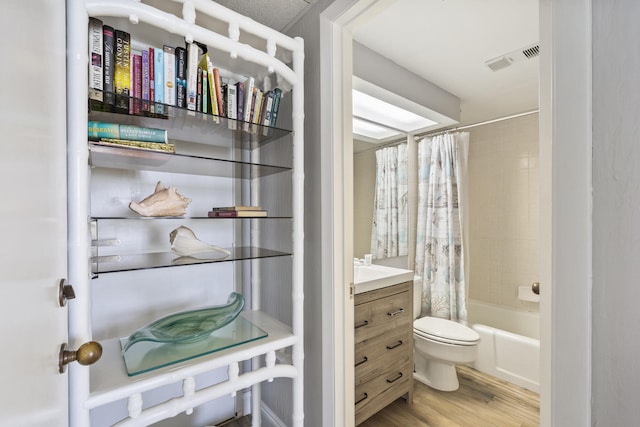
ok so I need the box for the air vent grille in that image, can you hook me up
[522,45,540,59]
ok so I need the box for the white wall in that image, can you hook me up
[592,1,640,424]
[468,113,540,312]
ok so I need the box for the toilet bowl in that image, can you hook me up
[412,278,480,391]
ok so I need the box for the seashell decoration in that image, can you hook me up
[129,181,191,217]
[169,226,231,257]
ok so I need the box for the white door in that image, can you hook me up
[0,1,69,425]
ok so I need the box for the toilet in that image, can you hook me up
[412,277,480,391]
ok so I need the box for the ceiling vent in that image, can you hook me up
[485,43,540,71]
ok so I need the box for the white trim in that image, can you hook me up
[539,0,592,425]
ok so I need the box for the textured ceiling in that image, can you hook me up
[353,0,539,126]
[215,0,316,32]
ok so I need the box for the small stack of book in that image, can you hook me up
[208,206,268,217]
[87,121,175,153]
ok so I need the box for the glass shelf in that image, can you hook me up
[91,215,293,220]
[92,246,290,274]
[121,315,268,376]
[89,142,291,178]
[89,91,291,149]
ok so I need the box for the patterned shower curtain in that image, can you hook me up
[370,143,408,259]
[415,132,469,322]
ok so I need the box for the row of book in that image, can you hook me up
[88,18,283,127]
[208,206,268,217]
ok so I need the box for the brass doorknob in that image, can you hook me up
[531,282,540,295]
[58,341,103,373]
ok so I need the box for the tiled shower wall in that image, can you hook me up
[467,112,539,311]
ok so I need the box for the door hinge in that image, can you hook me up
[349,282,354,299]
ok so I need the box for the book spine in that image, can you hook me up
[154,48,164,115]
[186,42,199,111]
[130,53,142,115]
[175,46,187,108]
[141,49,150,113]
[114,30,130,113]
[270,87,282,127]
[95,138,175,153]
[102,25,115,110]
[201,68,208,114]
[163,45,176,106]
[213,68,224,117]
[148,47,155,114]
[206,56,218,116]
[263,91,274,126]
[243,77,255,123]
[227,83,237,119]
[235,81,244,122]
[252,89,263,124]
[88,17,103,103]
[196,66,203,112]
[88,121,168,143]
[208,210,267,217]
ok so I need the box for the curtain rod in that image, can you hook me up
[413,109,539,140]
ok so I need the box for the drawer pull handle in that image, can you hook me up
[355,356,368,367]
[355,320,369,329]
[386,372,403,383]
[386,340,403,350]
[355,392,368,405]
[387,308,405,317]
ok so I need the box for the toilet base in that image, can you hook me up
[414,357,460,392]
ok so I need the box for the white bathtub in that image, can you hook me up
[467,299,540,393]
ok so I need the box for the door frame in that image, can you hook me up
[320,0,593,425]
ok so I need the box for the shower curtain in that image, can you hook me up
[415,132,469,322]
[370,143,408,259]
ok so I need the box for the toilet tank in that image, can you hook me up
[413,276,423,319]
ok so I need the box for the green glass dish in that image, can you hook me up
[122,292,245,352]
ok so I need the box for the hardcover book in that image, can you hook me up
[102,25,115,110]
[114,30,131,113]
[262,90,274,126]
[270,87,282,127]
[208,210,268,218]
[213,68,224,117]
[211,206,264,211]
[196,66,203,112]
[130,52,142,115]
[243,76,255,123]
[93,138,175,153]
[227,83,237,119]
[163,45,176,106]
[198,54,218,117]
[148,47,155,115]
[235,81,244,122]
[141,49,150,114]
[201,68,208,113]
[175,46,187,108]
[88,121,168,143]
[154,47,164,115]
[186,42,200,111]
[88,17,103,104]
[252,89,263,124]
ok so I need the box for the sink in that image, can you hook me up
[353,264,414,294]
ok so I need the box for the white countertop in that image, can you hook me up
[354,264,415,294]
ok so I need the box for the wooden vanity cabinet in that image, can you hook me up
[354,280,414,425]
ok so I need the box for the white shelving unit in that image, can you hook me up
[67,1,304,425]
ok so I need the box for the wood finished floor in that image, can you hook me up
[217,366,539,427]
[359,365,540,427]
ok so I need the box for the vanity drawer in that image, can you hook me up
[354,288,411,343]
[355,328,412,386]
[355,360,413,425]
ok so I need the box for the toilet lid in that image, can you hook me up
[414,317,480,346]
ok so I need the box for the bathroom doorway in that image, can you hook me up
[320,0,592,425]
